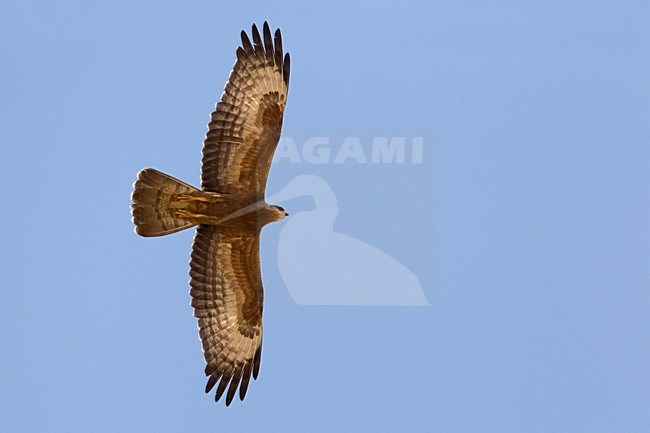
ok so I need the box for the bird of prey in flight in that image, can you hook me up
[131,22,290,406]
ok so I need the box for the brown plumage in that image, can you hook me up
[130,22,290,406]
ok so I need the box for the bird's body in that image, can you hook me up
[133,175,285,230]
[130,22,290,406]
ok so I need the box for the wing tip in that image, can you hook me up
[238,23,289,87]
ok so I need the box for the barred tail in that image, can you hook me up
[131,168,198,237]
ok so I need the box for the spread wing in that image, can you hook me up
[190,225,263,405]
[201,22,290,196]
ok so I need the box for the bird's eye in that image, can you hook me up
[276,206,285,212]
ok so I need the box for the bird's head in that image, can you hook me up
[271,204,289,221]
[251,202,289,226]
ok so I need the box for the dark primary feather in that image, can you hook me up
[215,373,232,402]
[241,30,253,52]
[239,363,253,400]
[262,22,273,59]
[283,53,291,88]
[273,29,283,67]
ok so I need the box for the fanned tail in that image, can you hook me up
[131,168,198,237]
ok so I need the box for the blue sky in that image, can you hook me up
[1,1,649,431]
